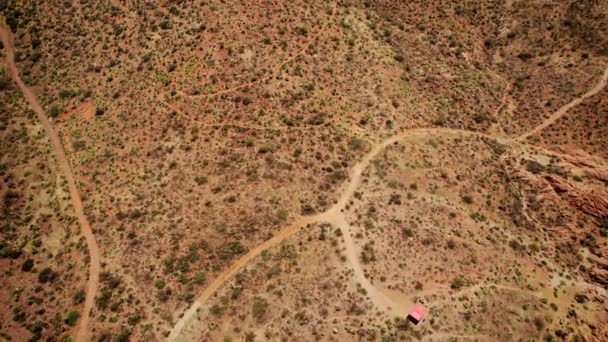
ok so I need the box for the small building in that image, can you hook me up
[407,303,426,324]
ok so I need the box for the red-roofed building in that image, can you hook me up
[407,303,426,324]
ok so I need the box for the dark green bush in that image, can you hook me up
[450,276,466,289]
[517,51,534,60]
[47,105,62,118]
[526,160,545,174]
[217,241,246,260]
[195,176,208,185]
[65,311,79,326]
[252,296,269,321]
[38,267,57,283]
[21,259,34,272]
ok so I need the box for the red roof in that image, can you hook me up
[408,303,426,322]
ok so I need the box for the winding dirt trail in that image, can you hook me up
[3,4,603,337]
[152,60,608,337]
[517,66,608,142]
[0,22,100,342]
[167,217,317,341]
[169,110,608,339]
[167,128,496,340]
[166,74,608,336]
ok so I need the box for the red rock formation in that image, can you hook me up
[544,175,608,220]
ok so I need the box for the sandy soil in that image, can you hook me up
[183,2,337,98]
[517,66,608,141]
[0,21,100,342]
[168,58,608,339]
[3,5,607,339]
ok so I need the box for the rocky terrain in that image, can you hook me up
[1,0,607,341]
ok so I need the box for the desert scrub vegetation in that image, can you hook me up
[4,0,607,340]
[0,82,88,340]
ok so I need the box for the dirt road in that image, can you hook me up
[167,128,486,340]
[167,216,319,340]
[517,66,608,141]
[321,212,411,317]
[0,21,100,342]
[165,76,608,336]
[168,112,608,339]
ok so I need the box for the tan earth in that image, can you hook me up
[0,21,100,342]
[2,1,608,341]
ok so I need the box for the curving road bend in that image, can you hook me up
[517,66,608,141]
[3,8,605,340]
[169,87,608,339]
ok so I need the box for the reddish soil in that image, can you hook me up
[0,22,100,342]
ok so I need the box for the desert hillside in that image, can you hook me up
[1,1,607,341]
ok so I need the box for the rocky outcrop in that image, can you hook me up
[544,175,608,220]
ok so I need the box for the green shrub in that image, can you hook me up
[21,259,34,272]
[526,160,545,174]
[294,27,308,36]
[65,311,79,326]
[348,137,365,150]
[96,289,112,310]
[100,272,121,289]
[509,239,524,252]
[129,209,142,219]
[601,224,608,237]
[193,272,206,285]
[72,290,85,304]
[276,244,297,259]
[0,78,12,90]
[115,329,131,342]
[327,170,347,183]
[59,90,75,99]
[6,14,18,31]
[210,304,224,316]
[252,296,269,321]
[450,276,466,289]
[517,51,535,60]
[402,227,413,238]
[38,267,57,283]
[160,21,172,29]
[47,105,62,118]
[473,112,489,123]
[217,241,246,260]
[72,140,86,151]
